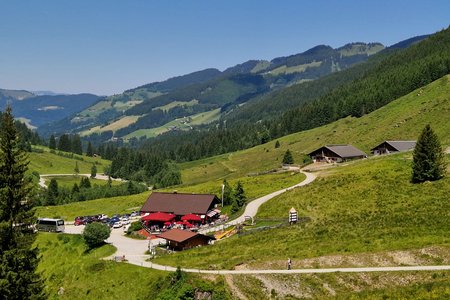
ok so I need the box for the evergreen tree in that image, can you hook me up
[74,161,80,176]
[49,134,56,150]
[275,140,280,148]
[107,175,112,188]
[57,134,71,152]
[79,177,91,189]
[71,134,83,155]
[233,181,246,208]
[90,164,97,178]
[222,179,233,206]
[282,149,294,164]
[71,183,80,195]
[412,124,446,183]
[86,141,94,157]
[0,106,45,299]
[47,179,59,206]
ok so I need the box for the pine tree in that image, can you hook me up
[234,181,246,208]
[49,134,56,150]
[71,134,83,155]
[0,106,45,299]
[47,179,59,206]
[275,140,281,148]
[57,134,71,152]
[282,149,294,164]
[74,161,80,176]
[412,124,446,183]
[86,141,94,157]
[90,164,97,178]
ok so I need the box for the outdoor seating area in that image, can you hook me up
[139,192,222,234]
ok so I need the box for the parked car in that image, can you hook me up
[112,221,123,229]
[130,211,139,217]
[74,218,85,226]
[121,218,131,225]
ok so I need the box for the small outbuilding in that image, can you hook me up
[308,144,367,163]
[371,140,416,155]
[158,228,215,251]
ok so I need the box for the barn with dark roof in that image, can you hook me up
[371,140,416,155]
[308,144,367,163]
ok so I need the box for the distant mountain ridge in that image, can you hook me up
[38,41,386,138]
[0,91,99,127]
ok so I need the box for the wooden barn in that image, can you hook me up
[308,144,367,163]
[371,140,416,155]
[140,192,220,223]
[158,228,215,251]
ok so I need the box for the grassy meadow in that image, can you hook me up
[153,153,450,269]
[34,192,148,220]
[29,146,111,174]
[44,175,122,189]
[35,233,165,299]
[179,75,450,186]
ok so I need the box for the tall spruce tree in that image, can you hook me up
[48,134,56,150]
[0,106,45,299]
[86,141,94,157]
[71,134,83,155]
[57,134,71,152]
[412,124,446,183]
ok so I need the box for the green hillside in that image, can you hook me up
[29,146,111,174]
[155,152,450,269]
[180,74,450,185]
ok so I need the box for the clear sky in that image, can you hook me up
[1,0,449,95]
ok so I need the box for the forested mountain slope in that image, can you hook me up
[38,42,384,138]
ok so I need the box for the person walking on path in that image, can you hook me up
[287,258,292,270]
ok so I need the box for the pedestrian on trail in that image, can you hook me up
[287,258,292,270]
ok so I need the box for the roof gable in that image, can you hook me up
[309,144,367,158]
[158,228,197,243]
[140,192,219,215]
[371,140,416,152]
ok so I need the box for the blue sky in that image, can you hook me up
[1,1,449,95]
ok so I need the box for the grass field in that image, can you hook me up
[179,75,450,186]
[81,115,140,136]
[35,233,165,299]
[29,147,111,174]
[152,99,198,111]
[124,108,221,140]
[44,175,122,189]
[153,153,450,269]
[268,61,323,75]
[34,192,148,220]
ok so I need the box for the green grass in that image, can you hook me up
[123,108,221,140]
[35,233,165,299]
[44,175,122,189]
[152,99,198,112]
[153,153,450,269]
[35,192,148,220]
[179,74,450,186]
[29,146,111,174]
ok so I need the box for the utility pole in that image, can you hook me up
[221,183,225,207]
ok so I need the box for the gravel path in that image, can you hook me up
[39,173,125,188]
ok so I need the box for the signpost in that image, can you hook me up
[289,207,298,224]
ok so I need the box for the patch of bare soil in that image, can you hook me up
[253,274,312,299]
[250,246,450,270]
[224,275,248,300]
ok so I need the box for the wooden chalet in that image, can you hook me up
[158,228,215,251]
[308,144,367,163]
[371,140,416,155]
[140,192,220,222]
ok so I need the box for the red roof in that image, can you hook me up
[140,192,219,215]
[158,228,214,243]
[181,213,202,222]
[141,212,175,222]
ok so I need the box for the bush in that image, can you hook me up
[127,221,143,234]
[82,223,111,249]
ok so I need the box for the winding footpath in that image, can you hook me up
[64,170,450,274]
[39,173,124,188]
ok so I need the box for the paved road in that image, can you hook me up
[63,171,450,274]
[66,225,450,274]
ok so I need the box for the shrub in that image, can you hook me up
[82,223,111,249]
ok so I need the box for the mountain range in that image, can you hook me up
[36,42,387,138]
